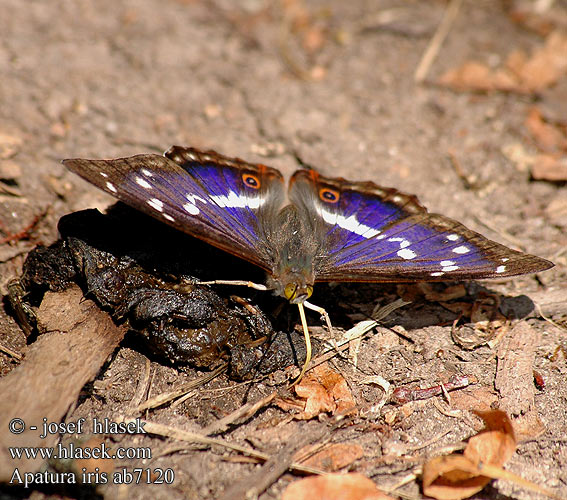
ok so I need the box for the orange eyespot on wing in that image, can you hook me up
[242,172,261,189]
[319,187,340,203]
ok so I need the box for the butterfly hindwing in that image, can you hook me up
[63,146,285,270]
[290,170,553,282]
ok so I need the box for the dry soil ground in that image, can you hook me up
[1,1,566,499]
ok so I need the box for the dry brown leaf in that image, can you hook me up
[0,132,23,159]
[470,293,502,323]
[290,363,357,420]
[423,455,490,500]
[465,410,516,467]
[441,301,473,317]
[509,32,567,91]
[282,473,394,500]
[525,107,567,153]
[422,410,516,500]
[439,31,567,94]
[298,443,364,471]
[419,283,467,302]
[531,154,567,181]
[438,61,521,93]
[508,7,558,36]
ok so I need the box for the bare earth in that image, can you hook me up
[1,1,566,499]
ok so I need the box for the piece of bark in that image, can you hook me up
[0,285,126,481]
[495,322,544,439]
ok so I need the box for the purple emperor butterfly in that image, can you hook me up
[63,146,554,382]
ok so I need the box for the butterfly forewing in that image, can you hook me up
[63,147,285,270]
[290,170,553,282]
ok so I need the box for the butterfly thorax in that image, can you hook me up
[264,205,321,304]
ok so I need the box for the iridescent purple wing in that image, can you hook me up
[63,146,285,271]
[290,170,553,282]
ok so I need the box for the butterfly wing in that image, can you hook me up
[289,170,553,282]
[63,146,285,271]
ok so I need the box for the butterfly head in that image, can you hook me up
[268,270,314,304]
[284,282,314,304]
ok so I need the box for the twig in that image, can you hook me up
[414,0,463,83]
[123,418,325,476]
[309,299,411,369]
[535,301,567,332]
[219,422,333,500]
[130,359,152,410]
[203,390,278,436]
[133,364,227,412]
[0,342,22,361]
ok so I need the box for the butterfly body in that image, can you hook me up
[63,146,553,304]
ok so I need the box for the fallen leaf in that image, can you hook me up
[439,61,520,93]
[419,283,467,302]
[285,364,357,420]
[439,31,567,94]
[509,32,567,91]
[422,410,517,500]
[507,6,558,36]
[282,473,394,500]
[0,160,22,181]
[465,410,516,467]
[525,107,567,152]
[0,132,23,159]
[423,455,490,500]
[531,154,567,181]
[298,443,364,471]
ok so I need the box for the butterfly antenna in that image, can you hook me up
[290,302,311,387]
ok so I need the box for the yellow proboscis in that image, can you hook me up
[291,302,311,387]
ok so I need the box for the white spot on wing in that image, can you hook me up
[141,168,154,177]
[135,176,152,189]
[315,207,380,238]
[388,237,410,248]
[440,260,456,267]
[501,258,509,262]
[183,203,200,215]
[100,172,109,178]
[147,198,163,212]
[186,194,207,205]
[430,272,444,277]
[440,260,459,272]
[211,191,264,209]
[447,234,459,241]
[106,182,117,193]
[398,248,417,260]
[442,265,459,272]
[452,245,470,254]
[163,214,174,222]
[496,265,506,273]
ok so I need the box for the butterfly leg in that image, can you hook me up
[303,300,333,334]
[197,280,269,291]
